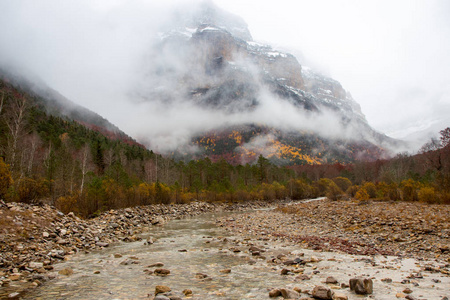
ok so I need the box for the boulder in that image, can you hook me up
[349,278,373,295]
[312,285,333,300]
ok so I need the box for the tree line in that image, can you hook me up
[0,79,449,218]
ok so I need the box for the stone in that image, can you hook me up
[349,278,373,295]
[249,246,264,253]
[396,292,406,298]
[42,232,49,238]
[280,288,300,299]
[58,268,74,276]
[332,292,348,300]
[381,278,392,283]
[155,285,171,294]
[148,262,164,267]
[29,262,44,269]
[220,269,231,273]
[56,238,69,245]
[153,296,170,300]
[195,273,208,279]
[296,274,311,281]
[281,268,290,275]
[326,276,338,284]
[96,242,109,247]
[269,289,281,297]
[8,274,21,281]
[182,289,193,296]
[405,296,417,300]
[403,288,412,294]
[8,292,20,298]
[154,269,170,276]
[114,253,122,258]
[312,285,333,300]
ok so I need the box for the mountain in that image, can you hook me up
[136,1,400,165]
[0,68,138,145]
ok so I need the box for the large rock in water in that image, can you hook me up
[349,278,373,295]
[312,285,333,299]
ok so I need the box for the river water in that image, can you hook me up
[22,210,450,299]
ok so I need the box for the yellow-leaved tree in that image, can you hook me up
[0,158,13,199]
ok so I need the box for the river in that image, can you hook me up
[22,209,450,299]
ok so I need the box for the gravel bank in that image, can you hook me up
[218,199,450,262]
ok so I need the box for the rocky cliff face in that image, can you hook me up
[139,1,398,164]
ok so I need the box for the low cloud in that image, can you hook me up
[0,0,376,155]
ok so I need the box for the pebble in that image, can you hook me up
[326,276,338,284]
[154,269,170,276]
[155,285,171,294]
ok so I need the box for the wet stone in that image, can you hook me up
[349,278,373,295]
[154,269,170,276]
[280,288,300,299]
[148,262,164,268]
[326,276,338,284]
[312,285,333,299]
[155,285,171,294]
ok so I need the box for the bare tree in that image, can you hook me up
[79,144,90,194]
[3,94,28,170]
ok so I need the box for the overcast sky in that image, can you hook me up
[215,0,450,139]
[0,0,449,143]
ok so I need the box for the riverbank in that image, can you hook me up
[218,199,450,262]
[0,199,276,298]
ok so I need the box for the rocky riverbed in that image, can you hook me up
[1,199,449,299]
[217,199,450,262]
[0,199,275,298]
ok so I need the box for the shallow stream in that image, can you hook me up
[22,210,449,299]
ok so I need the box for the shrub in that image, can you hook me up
[56,193,80,214]
[401,179,419,201]
[362,182,377,198]
[387,183,401,201]
[346,185,359,197]
[0,158,13,199]
[326,181,343,201]
[16,178,46,203]
[418,187,439,203]
[333,177,352,193]
[355,188,369,201]
[289,179,312,200]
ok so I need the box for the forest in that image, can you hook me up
[1,79,449,218]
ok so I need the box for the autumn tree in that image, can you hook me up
[0,157,13,198]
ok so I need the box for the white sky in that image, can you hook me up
[214,0,450,139]
[0,0,449,142]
